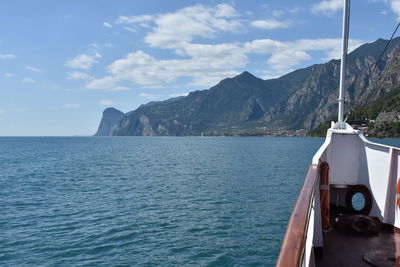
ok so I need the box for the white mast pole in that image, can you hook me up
[338,0,350,126]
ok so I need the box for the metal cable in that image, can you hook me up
[345,21,400,117]
[369,21,400,78]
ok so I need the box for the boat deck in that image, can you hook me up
[316,221,400,266]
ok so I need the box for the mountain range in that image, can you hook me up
[95,37,400,136]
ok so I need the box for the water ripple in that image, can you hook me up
[0,136,356,266]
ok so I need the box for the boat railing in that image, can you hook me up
[358,134,400,226]
[276,130,400,267]
[276,163,319,267]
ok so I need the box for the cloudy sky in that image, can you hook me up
[1,0,400,136]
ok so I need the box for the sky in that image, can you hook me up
[1,0,400,136]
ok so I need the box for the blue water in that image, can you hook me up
[1,137,399,266]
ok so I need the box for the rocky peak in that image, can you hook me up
[94,107,124,136]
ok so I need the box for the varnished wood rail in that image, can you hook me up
[276,164,318,267]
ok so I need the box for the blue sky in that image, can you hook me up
[1,0,399,136]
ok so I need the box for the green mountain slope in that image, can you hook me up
[308,87,400,137]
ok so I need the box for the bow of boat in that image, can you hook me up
[277,123,400,267]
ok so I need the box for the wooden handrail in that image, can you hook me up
[276,164,318,267]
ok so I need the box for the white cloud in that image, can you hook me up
[312,0,342,15]
[85,76,130,91]
[25,65,43,72]
[112,86,131,91]
[295,38,362,59]
[250,19,291,30]
[85,76,117,89]
[245,38,363,70]
[21,78,35,83]
[0,54,16,59]
[123,26,137,33]
[139,93,162,100]
[66,53,102,69]
[368,0,400,18]
[142,4,242,48]
[104,42,247,87]
[103,22,112,28]
[88,37,363,89]
[272,10,286,17]
[98,100,116,105]
[259,69,295,80]
[107,51,179,85]
[244,38,363,56]
[67,71,93,80]
[63,104,81,109]
[116,15,154,24]
[3,73,14,77]
[176,42,247,68]
[215,3,239,17]
[267,50,311,70]
[169,93,189,97]
[90,4,246,88]
[79,4,365,89]
[115,15,154,31]
[90,43,113,50]
[244,39,286,54]
[388,0,400,17]
[188,70,240,86]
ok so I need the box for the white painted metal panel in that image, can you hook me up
[395,151,400,228]
[383,149,398,225]
[328,133,360,185]
[364,144,391,219]
[312,136,331,165]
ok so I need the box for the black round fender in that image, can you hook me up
[345,184,373,215]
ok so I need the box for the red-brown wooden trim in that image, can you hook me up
[276,164,318,267]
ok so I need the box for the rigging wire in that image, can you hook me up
[344,20,400,117]
[369,21,400,78]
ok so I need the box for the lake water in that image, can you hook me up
[1,137,400,266]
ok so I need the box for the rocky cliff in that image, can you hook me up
[95,37,400,136]
[94,107,124,136]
